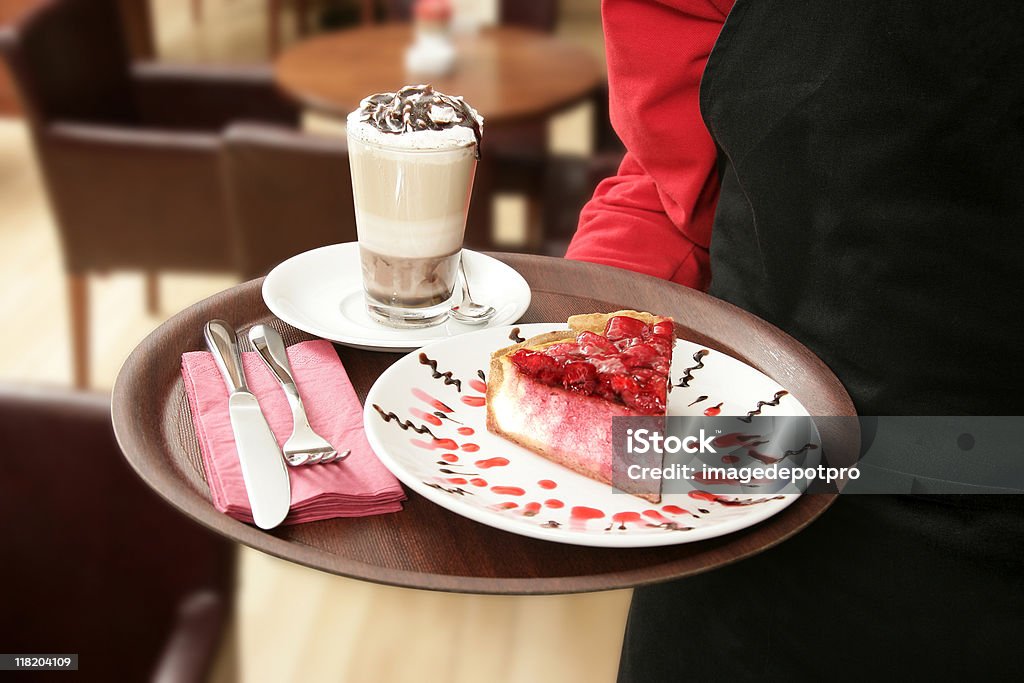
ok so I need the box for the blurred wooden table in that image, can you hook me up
[273,23,604,125]
[274,23,605,251]
[112,253,855,595]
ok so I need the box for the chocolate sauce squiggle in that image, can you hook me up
[419,352,462,391]
[372,404,437,438]
[358,84,482,158]
[738,390,790,423]
[687,395,709,407]
[675,350,709,388]
[425,482,473,496]
[433,411,463,425]
[509,328,525,343]
[747,443,814,465]
[715,495,786,507]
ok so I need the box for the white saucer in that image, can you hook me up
[262,242,532,352]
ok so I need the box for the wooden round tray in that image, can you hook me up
[112,254,855,594]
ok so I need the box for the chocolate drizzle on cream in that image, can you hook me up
[358,84,483,158]
[419,352,462,391]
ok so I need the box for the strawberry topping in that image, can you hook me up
[508,315,673,414]
[577,330,617,355]
[562,361,598,394]
[604,315,648,341]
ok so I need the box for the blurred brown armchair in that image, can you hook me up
[0,383,235,682]
[221,122,356,278]
[0,0,304,388]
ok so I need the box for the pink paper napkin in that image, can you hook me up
[181,339,405,525]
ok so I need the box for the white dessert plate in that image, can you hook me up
[262,243,531,352]
[364,323,821,548]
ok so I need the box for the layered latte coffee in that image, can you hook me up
[347,85,483,328]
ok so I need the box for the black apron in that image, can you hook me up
[618,1,1024,680]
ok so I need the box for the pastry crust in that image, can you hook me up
[567,310,670,334]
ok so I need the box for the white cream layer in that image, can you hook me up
[355,210,465,258]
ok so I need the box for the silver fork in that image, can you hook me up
[248,325,349,466]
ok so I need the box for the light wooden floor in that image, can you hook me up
[0,2,632,681]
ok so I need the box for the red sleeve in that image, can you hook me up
[565,0,733,290]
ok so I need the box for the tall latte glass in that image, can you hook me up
[347,85,482,328]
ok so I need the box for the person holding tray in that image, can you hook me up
[567,0,1024,679]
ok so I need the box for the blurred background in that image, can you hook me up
[0,0,632,681]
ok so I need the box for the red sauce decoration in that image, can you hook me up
[491,486,526,496]
[457,426,475,436]
[544,499,564,509]
[461,396,486,407]
[441,453,459,463]
[411,438,458,450]
[721,455,740,464]
[447,477,467,485]
[538,479,557,489]
[409,407,443,426]
[570,506,605,521]
[470,478,488,487]
[469,379,487,393]
[712,432,760,448]
[412,387,453,412]
[611,511,642,526]
[747,449,781,465]
[661,505,689,515]
[495,502,518,510]
[523,502,542,516]
[704,402,723,416]
[643,510,670,523]
[461,443,480,452]
[475,457,509,468]
[688,490,718,502]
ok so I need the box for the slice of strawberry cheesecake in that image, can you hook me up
[486,311,674,502]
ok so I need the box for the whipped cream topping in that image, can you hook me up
[348,84,483,157]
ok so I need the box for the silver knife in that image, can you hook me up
[204,319,291,530]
